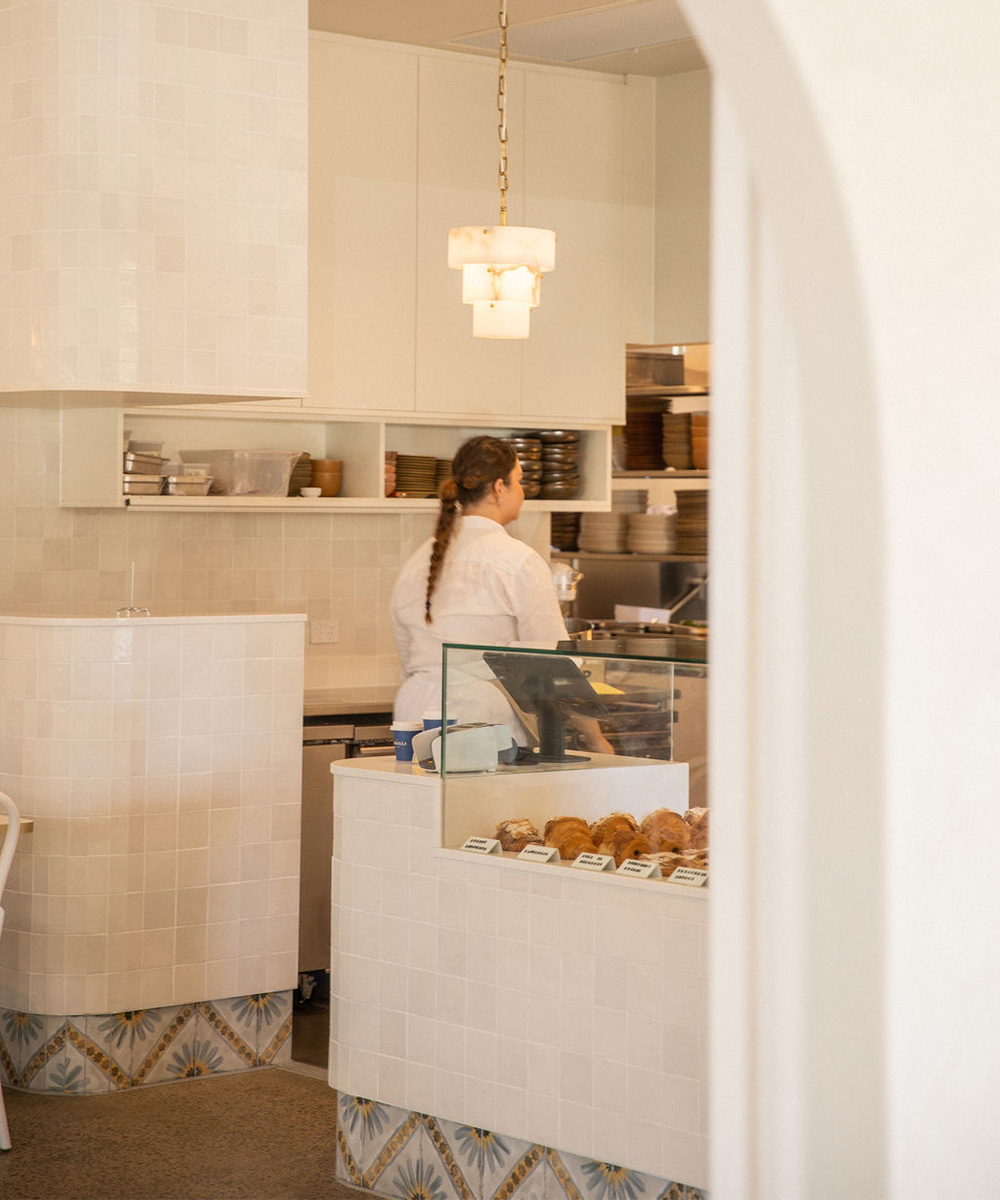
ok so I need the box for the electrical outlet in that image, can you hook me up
[309,619,339,644]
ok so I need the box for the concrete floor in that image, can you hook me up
[0,1068,368,1200]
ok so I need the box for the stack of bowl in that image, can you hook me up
[311,458,342,497]
[504,434,543,498]
[690,412,709,470]
[538,430,581,499]
[627,512,677,554]
[384,451,397,496]
[662,413,694,470]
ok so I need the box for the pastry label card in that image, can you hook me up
[670,867,709,887]
[572,852,615,872]
[617,858,661,879]
[460,836,502,855]
[518,844,559,863]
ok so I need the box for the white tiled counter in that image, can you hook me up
[0,613,305,1095]
[329,757,708,1198]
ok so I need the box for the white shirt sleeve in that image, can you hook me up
[508,550,570,644]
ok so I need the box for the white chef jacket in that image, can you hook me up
[390,515,568,729]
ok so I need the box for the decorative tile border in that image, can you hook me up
[335,1094,707,1200]
[0,992,292,1095]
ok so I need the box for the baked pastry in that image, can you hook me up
[543,815,591,842]
[683,807,709,849]
[640,851,687,878]
[640,808,690,853]
[589,811,638,846]
[543,816,598,860]
[494,818,543,852]
[598,825,652,866]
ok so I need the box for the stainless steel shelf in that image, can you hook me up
[612,470,708,479]
[551,550,707,563]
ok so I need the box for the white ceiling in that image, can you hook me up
[307,0,707,77]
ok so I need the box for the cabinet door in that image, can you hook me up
[522,72,626,422]
[414,55,526,417]
[308,38,418,411]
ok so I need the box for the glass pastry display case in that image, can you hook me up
[436,642,708,881]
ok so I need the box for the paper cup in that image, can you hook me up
[392,721,423,761]
[422,712,459,732]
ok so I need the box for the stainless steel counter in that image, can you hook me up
[303,685,397,719]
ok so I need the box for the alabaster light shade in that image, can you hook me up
[448,224,556,338]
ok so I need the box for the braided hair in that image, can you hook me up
[424,435,517,625]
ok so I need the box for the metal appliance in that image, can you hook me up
[299,709,393,979]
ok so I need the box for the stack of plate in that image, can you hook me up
[662,413,694,470]
[435,459,453,494]
[384,451,397,497]
[505,433,543,498]
[578,511,629,553]
[538,430,580,499]
[612,488,648,513]
[394,454,437,497]
[690,412,709,470]
[627,512,677,553]
[288,453,313,496]
[675,489,709,556]
[625,410,664,470]
[550,512,581,551]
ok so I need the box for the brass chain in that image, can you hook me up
[497,0,508,226]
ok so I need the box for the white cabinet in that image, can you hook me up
[308,34,639,425]
[308,37,418,412]
[414,55,528,417]
[60,406,612,513]
[522,70,626,421]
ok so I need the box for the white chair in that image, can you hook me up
[0,791,23,1151]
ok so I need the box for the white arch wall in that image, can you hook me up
[684,1,1000,1197]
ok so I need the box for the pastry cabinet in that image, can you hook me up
[436,641,709,882]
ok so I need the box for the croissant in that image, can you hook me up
[548,830,599,860]
[640,808,690,853]
[494,818,543,852]
[543,815,591,843]
[598,826,652,866]
[683,807,710,850]
[589,811,638,847]
[543,816,598,860]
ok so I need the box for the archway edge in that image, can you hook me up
[676,3,888,1197]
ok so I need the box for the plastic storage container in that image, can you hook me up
[178,450,300,496]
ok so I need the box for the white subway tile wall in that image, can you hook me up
[0,613,303,1014]
[0,408,553,690]
[0,2,307,396]
[330,768,710,1188]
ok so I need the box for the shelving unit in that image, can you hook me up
[59,405,613,513]
[552,550,706,564]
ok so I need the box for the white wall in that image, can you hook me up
[682,1,1000,1196]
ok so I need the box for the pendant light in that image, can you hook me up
[448,0,556,339]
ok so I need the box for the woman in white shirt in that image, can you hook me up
[390,435,568,731]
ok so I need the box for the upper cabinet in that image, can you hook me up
[307,34,642,424]
[309,38,418,412]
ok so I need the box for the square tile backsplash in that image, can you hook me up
[0,407,553,692]
[0,1,308,397]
